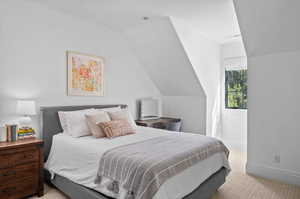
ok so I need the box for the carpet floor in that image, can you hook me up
[29,149,300,199]
[212,150,300,199]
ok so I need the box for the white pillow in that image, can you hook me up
[58,109,95,135]
[58,111,69,134]
[62,109,96,137]
[58,106,121,137]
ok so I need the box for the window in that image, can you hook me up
[225,69,247,109]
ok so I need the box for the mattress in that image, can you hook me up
[45,126,228,199]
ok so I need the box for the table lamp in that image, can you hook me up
[17,100,36,128]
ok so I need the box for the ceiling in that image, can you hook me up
[31,0,240,43]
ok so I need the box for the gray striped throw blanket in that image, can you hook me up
[95,133,230,199]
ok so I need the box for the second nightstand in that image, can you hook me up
[0,138,44,199]
[135,117,182,132]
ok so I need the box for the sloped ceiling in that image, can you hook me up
[124,17,205,97]
[30,0,239,43]
[234,0,300,56]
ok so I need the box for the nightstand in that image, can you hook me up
[135,117,182,132]
[0,138,44,199]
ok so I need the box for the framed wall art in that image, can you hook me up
[67,51,104,96]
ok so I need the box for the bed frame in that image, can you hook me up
[41,104,226,199]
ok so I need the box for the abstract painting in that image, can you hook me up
[67,51,104,96]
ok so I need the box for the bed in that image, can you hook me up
[41,104,229,199]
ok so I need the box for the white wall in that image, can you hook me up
[162,96,206,133]
[0,0,160,136]
[233,0,300,57]
[124,18,207,134]
[234,0,300,185]
[221,41,247,153]
[171,18,221,136]
[222,41,246,58]
[246,51,300,185]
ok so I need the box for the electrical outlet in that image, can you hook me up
[274,155,281,163]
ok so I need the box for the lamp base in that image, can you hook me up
[19,116,32,128]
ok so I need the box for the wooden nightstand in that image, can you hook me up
[135,117,182,132]
[0,138,44,199]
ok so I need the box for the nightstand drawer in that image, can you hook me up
[0,156,10,169]
[0,178,38,199]
[0,163,38,184]
[10,149,38,166]
[0,146,38,168]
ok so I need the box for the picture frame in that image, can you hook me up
[67,51,104,96]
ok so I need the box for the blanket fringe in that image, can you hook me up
[94,176,102,184]
[125,191,135,199]
[108,181,119,194]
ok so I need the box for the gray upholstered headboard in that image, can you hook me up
[40,104,127,161]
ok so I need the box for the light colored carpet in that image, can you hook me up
[212,150,300,199]
[29,149,300,199]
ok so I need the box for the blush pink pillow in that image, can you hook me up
[97,120,136,138]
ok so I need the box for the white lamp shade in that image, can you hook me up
[17,100,36,115]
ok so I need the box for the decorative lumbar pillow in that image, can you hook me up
[58,108,95,135]
[97,120,136,138]
[64,109,97,137]
[85,112,111,138]
[107,109,137,129]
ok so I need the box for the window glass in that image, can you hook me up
[225,69,247,109]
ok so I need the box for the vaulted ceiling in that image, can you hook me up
[124,17,206,96]
[31,0,240,43]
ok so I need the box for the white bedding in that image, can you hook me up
[45,126,228,199]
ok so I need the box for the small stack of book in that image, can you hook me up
[17,127,36,139]
[5,124,18,142]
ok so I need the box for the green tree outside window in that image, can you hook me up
[225,69,247,109]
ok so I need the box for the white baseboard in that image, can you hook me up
[246,162,300,186]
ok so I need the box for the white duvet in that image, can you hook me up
[45,126,228,199]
